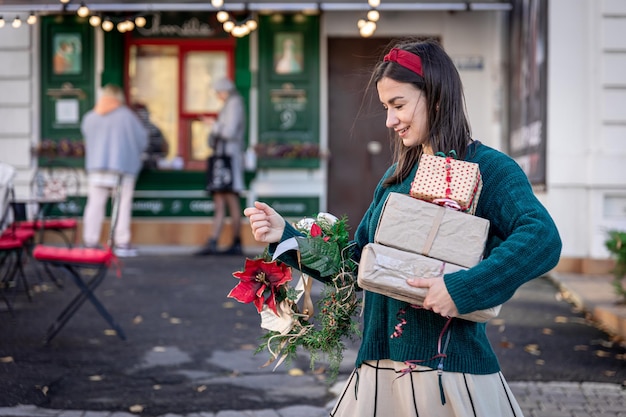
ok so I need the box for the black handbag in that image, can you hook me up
[205,134,234,193]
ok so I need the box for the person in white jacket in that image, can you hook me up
[81,84,148,257]
[194,77,246,256]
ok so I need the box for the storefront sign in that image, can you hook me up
[137,13,215,38]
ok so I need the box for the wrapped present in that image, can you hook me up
[357,243,501,322]
[410,152,482,214]
[375,192,489,268]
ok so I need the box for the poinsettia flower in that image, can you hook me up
[228,258,292,315]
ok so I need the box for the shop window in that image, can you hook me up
[127,41,232,170]
[128,44,179,160]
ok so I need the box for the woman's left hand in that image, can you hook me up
[407,277,459,318]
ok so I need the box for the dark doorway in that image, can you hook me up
[327,37,394,237]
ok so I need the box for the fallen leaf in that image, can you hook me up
[616,353,625,361]
[594,350,611,358]
[288,368,304,376]
[524,344,541,356]
[169,317,182,324]
[535,359,545,365]
[196,385,207,392]
[554,316,568,323]
[88,375,103,381]
[161,312,170,319]
[574,345,589,351]
[0,356,14,363]
[133,315,143,325]
[129,404,144,414]
[153,384,162,390]
[103,329,117,336]
[223,301,235,308]
[499,341,514,349]
[541,328,553,335]
[153,346,166,352]
[603,370,616,377]
[240,344,256,350]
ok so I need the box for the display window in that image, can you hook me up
[126,38,234,170]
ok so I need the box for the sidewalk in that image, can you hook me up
[548,272,626,340]
[1,247,625,417]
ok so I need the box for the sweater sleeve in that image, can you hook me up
[215,95,244,141]
[444,148,562,315]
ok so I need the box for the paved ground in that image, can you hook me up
[0,246,625,417]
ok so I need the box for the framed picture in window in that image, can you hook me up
[273,32,304,76]
[52,33,82,75]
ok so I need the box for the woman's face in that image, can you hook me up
[377,76,429,148]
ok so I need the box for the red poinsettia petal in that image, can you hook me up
[253,295,265,313]
[227,281,259,305]
[265,262,293,287]
[266,290,278,315]
[310,223,322,237]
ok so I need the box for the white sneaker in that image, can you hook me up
[114,245,139,257]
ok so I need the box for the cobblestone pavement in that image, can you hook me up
[0,381,625,417]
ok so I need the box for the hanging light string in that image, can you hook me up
[357,0,380,38]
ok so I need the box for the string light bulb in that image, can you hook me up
[89,15,101,27]
[211,0,224,8]
[216,10,230,23]
[367,9,380,22]
[101,18,114,32]
[12,16,21,28]
[135,16,146,28]
[222,20,235,33]
[77,3,90,18]
[27,12,37,25]
[368,0,381,7]
[59,0,70,3]
[0,16,4,28]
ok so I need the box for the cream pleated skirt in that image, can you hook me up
[330,360,524,417]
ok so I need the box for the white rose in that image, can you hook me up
[295,217,316,233]
[316,212,338,225]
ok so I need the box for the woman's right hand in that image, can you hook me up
[243,201,285,244]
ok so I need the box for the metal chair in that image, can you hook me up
[32,174,126,344]
[0,163,33,315]
[19,162,81,247]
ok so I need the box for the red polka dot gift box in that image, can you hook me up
[410,152,482,215]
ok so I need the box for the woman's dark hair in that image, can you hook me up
[371,38,472,186]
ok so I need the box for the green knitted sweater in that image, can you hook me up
[275,141,562,375]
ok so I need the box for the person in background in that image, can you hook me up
[81,84,148,257]
[194,77,246,256]
[133,103,168,170]
[244,38,562,416]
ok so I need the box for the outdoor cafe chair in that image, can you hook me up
[32,173,126,345]
[18,162,81,247]
[0,162,34,316]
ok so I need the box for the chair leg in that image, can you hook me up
[44,264,126,344]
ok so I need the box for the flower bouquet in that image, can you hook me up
[228,213,361,380]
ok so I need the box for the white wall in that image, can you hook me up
[548,0,626,260]
[0,16,37,197]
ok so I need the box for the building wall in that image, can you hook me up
[548,0,626,269]
[0,15,37,197]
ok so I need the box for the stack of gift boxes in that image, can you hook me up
[358,153,500,322]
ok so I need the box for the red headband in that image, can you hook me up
[383,48,424,77]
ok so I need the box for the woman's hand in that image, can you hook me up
[243,201,286,244]
[407,276,459,318]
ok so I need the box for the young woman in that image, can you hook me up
[244,38,562,417]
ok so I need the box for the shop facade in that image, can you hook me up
[1,0,625,272]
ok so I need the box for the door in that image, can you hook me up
[327,38,394,237]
